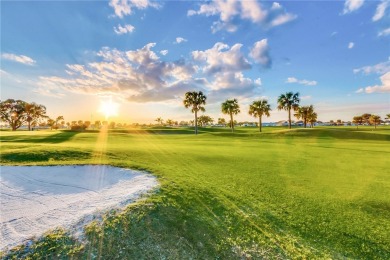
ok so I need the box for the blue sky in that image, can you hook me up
[1,0,389,123]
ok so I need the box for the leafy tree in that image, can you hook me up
[55,116,64,128]
[183,91,207,135]
[336,119,342,126]
[179,121,189,126]
[386,113,390,119]
[95,120,101,129]
[308,112,318,128]
[277,92,300,129]
[369,115,381,129]
[109,121,116,129]
[25,102,48,131]
[47,118,56,130]
[248,100,271,132]
[198,115,214,126]
[361,113,371,125]
[294,105,313,128]
[221,99,240,133]
[0,99,28,131]
[84,121,91,129]
[352,116,363,129]
[155,117,164,125]
[217,118,226,126]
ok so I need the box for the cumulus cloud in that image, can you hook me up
[286,77,317,86]
[175,37,187,44]
[1,53,36,65]
[358,72,390,93]
[353,60,390,74]
[114,24,135,34]
[109,0,159,18]
[342,0,365,14]
[188,0,296,32]
[373,0,389,21]
[192,42,251,74]
[378,27,390,37]
[37,43,197,102]
[355,59,390,94]
[249,39,271,68]
[160,50,168,56]
[348,42,354,49]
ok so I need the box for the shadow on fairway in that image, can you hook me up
[0,131,80,144]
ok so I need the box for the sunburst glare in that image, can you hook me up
[98,98,119,119]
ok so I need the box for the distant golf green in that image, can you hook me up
[1,126,389,259]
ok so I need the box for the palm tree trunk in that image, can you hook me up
[230,113,234,133]
[195,110,198,135]
[259,117,262,132]
[304,117,307,128]
[28,121,31,131]
[288,107,291,129]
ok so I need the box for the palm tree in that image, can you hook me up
[294,105,313,128]
[386,114,390,119]
[369,115,381,129]
[277,92,300,129]
[248,99,271,132]
[183,91,207,135]
[155,117,163,126]
[308,112,318,128]
[221,99,240,133]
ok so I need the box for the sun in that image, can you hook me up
[99,99,119,119]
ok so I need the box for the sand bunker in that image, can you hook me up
[0,165,157,251]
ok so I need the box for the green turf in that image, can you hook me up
[1,126,389,259]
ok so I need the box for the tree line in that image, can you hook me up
[183,91,318,134]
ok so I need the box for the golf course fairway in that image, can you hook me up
[1,126,389,259]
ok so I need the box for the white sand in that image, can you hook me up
[0,165,157,251]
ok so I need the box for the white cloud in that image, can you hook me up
[378,27,390,37]
[269,13,297,27]
[373,0,389,21]
[175,37,187,44]
[188,0,296,33]
[255,78,262,85]
[1,53,36,65]
[301,95,312,100]
[271,2,282,10]
[359,72,390,93]
[249,39,271,68]
[353,60,390,74]
[160,50,168,56]
[114,24,135,35]
[355,88,364,93]
[342,0,365,14]
[286,77,317,86]
[37,43,198,102]
[348,42,354,49]
[109,0,159,18]
[192,42,251,74]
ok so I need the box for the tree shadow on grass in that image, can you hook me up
[0,131,80,144]
[0,149,91,163]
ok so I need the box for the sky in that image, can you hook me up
[1,0,389,124]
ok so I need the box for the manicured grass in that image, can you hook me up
[1,126,389,259]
